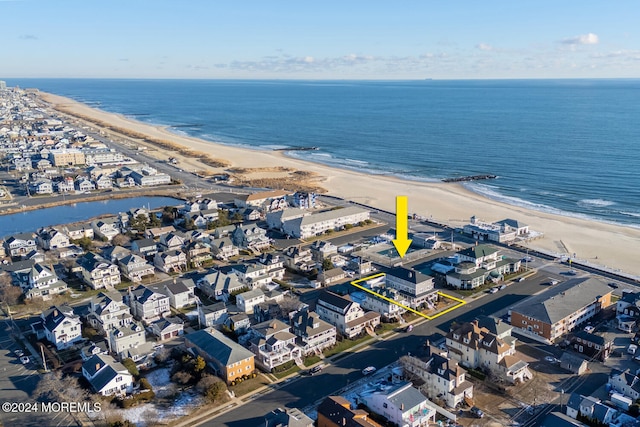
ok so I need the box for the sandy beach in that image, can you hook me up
[40,92,640,278]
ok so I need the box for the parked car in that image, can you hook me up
[362,366,376,375]
[20,356,29,364]
[14,349,24,358]
[470,407,485,418]
[405,325,414,333]
[499,284,507,290]
[584,325,595,333]
[608,282,619,289]
[489,287,499,294]
[515,277,525,282]
[628,344,638,355]
[310,365,323,375]
[544,355,560,364]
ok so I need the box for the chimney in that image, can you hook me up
[95,363,101,371]
[401,403,404,411]
[53,309,58,317]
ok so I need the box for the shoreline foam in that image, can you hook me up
[39,91,640,277]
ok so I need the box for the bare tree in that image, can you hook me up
[33,371,87,402]
[112,234,131,247]
[0,280,23,306]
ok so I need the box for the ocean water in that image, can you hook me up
[7,78,640,227]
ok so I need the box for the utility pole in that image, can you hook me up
[40,344,48,372]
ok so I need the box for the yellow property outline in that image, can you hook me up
[350,273,466,320]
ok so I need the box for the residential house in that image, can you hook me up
[358,381,436,427]
[262,408,314,427]
[318,267,347,286]
[102,245,131,263]
[36,227,70,250]
[509,278,613,342]
[316,291,380,339]
[150,316,184,341]
[64,223,94,240]
[31,305,83,350]
[348,256,373,276]
[198,302,228,328]
[109,322,153,362]
[360,287,407,321]
[290,191,317,209]
[144,226,176,240]
[290,307,337,356]
[565,393,618,425]
[77,252,121,290]
[5,232,37,258]
[209,237,239,260]
[241,208,261,221]
[609,369,640,401]
[162,278,196,309]
[55,177,75,193]
[231,224,271,252]
[224,313,251,334]
[126,284,171,323]
[282,245,315,272]
[560,352,589,375]
[257,253,286,280]
[131,238,158,259]
[153,249,187,273]
[118,253,155,282]
[249,319,302,371]
[446,319,531,383]
[94,174,113,189]
[20,263,68,300]
[197,268,246,301]
[185,328,255,384]
[91,219,120,241]
[317,396,382,427]
[401,345,473,409]
[385,267,437,309]
[158,231,185,252]
[237,288,267,314]
[75,177,95,192]
[233,263,273,288]
[234,190,291,210]
[185,240,212,267]
[571,330,612,361]
[82,354,133,396]
[311,240,338,262]
[30,179,53,194]
[447,244,522,289]
[616,290,640,332]
[86,291,133,333]
[254,301,283,324]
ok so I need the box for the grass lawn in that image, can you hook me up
[230,373,271,397]
[323,335,374,358]
[304,355,322,367]
[272,365,300,380]
[376,322,400,335]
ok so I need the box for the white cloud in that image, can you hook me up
[561,33,599,45]
[476,43,493,51]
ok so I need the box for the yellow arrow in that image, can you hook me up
[392,195,412,258]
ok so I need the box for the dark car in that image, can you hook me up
[608,282,619,289]
[309,365,323,375]
[470,407,484,418]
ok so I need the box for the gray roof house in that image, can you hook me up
[82,354,134,396]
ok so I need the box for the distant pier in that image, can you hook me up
[442,174,497,183]
[273,146,319,152]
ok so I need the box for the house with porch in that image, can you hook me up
[36,227,70,250]
[357,381,436,427]
[20,263,68,300]
[385,267,437,310]
[153,250,187,273]
[316,291,380,339]
[402,344,473,409]
[118,253,155,282]
[31,304,83,350]
[77,252,121,290]
[209,237,239,261]
[126,284,171,323]
[197,268,246,301]
[82,354,134,396]
[248,319,302,372]
[86,291,133,333]
[290,307,337,356]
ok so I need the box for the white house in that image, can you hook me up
[77,252,121,290]
[358,381,436,427]
[316,291,380,339]
[126,284,171,323]
[31,305,83,350]
[82,354,133,396]
[236,288,266,314]
[281,206,370,239]
[86,291,133,333]
[249,319,302,372]
[290,307,337,356]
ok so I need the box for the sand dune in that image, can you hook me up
[41,92,640,278]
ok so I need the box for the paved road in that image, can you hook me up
[205,276,548,427]
[0,318,79,427]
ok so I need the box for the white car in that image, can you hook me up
[489,287,499,294]
[20,356,30,364]
[362,366,376,375]
[584,325,595,333]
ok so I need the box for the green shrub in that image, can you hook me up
[121,358,139,377]
[139,377,152,391]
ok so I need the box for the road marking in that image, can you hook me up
[350,273,466,320]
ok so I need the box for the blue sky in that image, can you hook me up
[1,0,639,79]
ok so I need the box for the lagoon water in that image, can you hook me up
[0,197,181,236]
[8,78,640,227]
